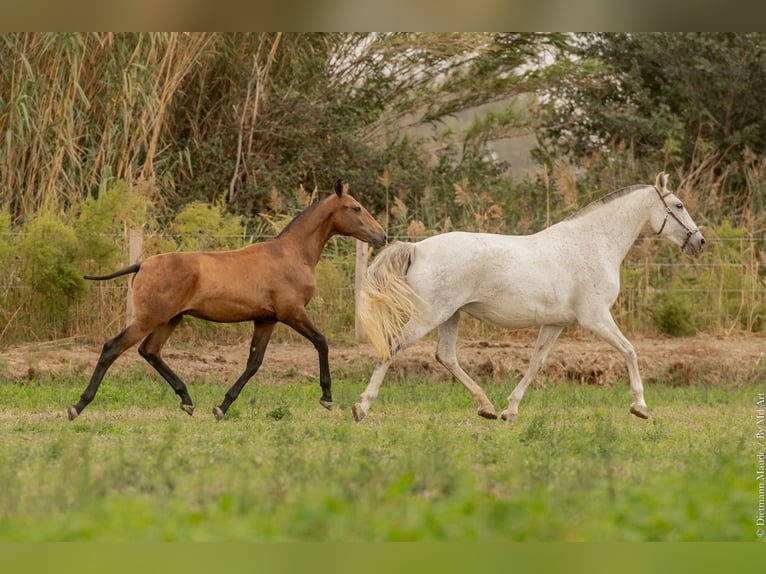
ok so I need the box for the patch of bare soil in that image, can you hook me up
[2,331,764,387]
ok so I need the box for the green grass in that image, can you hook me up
[0,368,759,541]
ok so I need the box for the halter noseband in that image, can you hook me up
[654,185,700,250]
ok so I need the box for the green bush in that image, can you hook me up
[19,204,84,334]
[0,208,19,339]
[74,180,151,274]
[652,294,697,337]
[171,200,246,251]
[0,208,16,288]
[619,221,766,335]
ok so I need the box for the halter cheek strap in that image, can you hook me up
[654,186,700,250]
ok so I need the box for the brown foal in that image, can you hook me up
[68,180,386,421]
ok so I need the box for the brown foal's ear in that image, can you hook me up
[655,171,669,191]
[334,179,347,197]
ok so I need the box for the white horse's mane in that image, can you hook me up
[566,184,650,221]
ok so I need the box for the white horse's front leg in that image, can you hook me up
[501,325,563,421]
[352,358,392,422]
[581,312,649,419]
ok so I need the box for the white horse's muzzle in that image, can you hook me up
[682,230,705,256]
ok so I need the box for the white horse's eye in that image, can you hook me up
[676,203,684,209]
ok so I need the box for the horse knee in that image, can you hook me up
[435,346,458,369]
[100,337,126,364]
[137,342,153,361]
[137,341,162,365]
[245,355,264,373]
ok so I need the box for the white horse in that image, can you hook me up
[354,172,705,422]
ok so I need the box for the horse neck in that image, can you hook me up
[277,199,337,267]
[566,186,655,264]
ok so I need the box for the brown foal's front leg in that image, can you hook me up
[283,311,332,410]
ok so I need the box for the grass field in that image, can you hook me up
[0,365,760,542]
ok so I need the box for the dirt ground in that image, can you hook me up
[2,330,765,388]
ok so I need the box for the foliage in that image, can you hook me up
[537,32,766,221]
[18,203,84,331]
[652,294,697,337]
[0,208,13,262]
[75,180,152,273]
[616,221,766,336]
[170,200,245,251]
[0,208,19,338]
[0,32,568,224]
[2,33,766,342]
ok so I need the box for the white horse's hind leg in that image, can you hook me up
[436,313,497,419]
[501,324,564,421]
[352,321,435,422]
[580,311,649,419]
[352,358,392,422]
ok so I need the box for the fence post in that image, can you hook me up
[125,228,143,326]
[354,239,369,341]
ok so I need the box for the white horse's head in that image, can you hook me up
[649,172,705,256]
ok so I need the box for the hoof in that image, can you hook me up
[478,406,498,420]
[66,405,79,421]
[351,403,366,422]
[500,410,518,422]
[319,398,333,411]
[630,403,649,419]
[180,403,195,416]
[212,406,225,421]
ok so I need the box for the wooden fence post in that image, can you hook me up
[125,228,143,326]
[354,239,369,341]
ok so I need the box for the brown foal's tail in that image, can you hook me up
[359,241,420,361]
[83,263,141,281]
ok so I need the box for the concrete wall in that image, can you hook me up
[391,93,541,181]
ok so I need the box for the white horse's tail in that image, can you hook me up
[359,241,420,361]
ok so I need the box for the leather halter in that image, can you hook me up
[653,185,700,250]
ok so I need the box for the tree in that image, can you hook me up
[0,33,569,224]
[538,32,766,218]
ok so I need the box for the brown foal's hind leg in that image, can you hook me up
[283,310,332,410]
[138,315,194,415]
[213,321,276,421]
[68,323,148,420]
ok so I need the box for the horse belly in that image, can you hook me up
[185,301,269,323]
[462,290,576,329]
[185,286,277,323]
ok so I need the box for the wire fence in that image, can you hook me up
[1,231,765,345]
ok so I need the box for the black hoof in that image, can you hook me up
[180,403,195,416]
[320,398,333,410]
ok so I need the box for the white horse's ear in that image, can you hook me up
[655,172,668,191]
